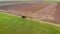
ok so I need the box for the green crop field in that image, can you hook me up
[0,12,60,34]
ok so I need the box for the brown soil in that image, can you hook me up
[0,1,60,24]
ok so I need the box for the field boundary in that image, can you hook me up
[32,19,60,26]
[0,12,60,26]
